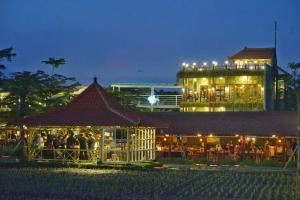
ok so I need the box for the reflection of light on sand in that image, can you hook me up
[50,168,121,175]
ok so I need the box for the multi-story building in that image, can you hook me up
[177,47,289,112]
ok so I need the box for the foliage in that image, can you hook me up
[42,57,66,75]
[260,159,282,168]
[106,87,147,111]
[0,47,16,79]
[287,62,300,110]
[0,167,298,200]
[158,157,208,165]
[1,70,80,118]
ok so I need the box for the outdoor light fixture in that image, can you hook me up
[212,61,218,66]
[203,62,207,66]
[147,94,159,106]
[209,134,213,137]
[163,138,167,141]
[192,62,197,66]
[235,134,239,137]
[182,62,186,66]
[225,60,229,65]
[272,134,276,138]
[197,134,202,137]
[165,134,169,137]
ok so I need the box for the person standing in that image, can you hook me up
[87,133,96,159]
[66,131,79,160]
[78,132,88,160]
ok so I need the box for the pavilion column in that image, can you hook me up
[134,128,137,162]
[126,128,129,163]
[131,130,134,162]
[147,128,150,159]
[27,128,34,161]
[140,129,143,161]
[141,129,144,161]
[153,129,156,160]
[101,129,104,163]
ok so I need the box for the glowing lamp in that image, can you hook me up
[148,94,159,105]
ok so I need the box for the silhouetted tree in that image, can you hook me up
[2,70,79,118]
[0,47,16,78]
[42,57,66,75]
[287,62,300,110]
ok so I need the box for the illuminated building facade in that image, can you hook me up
[177,47,289,112]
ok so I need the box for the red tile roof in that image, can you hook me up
[20,78,167,128]
[228,47,275,60]
[146,112,297,137]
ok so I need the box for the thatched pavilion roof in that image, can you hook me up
[19,78,167,128]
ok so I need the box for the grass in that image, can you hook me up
[157,157,297,168]
[0,167,299,200]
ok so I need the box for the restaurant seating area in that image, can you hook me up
[155,135,297,163]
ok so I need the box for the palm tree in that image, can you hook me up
[0,47,16,69]
[42,57,66,75]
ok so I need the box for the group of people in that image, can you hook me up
[157,137,298,164]
[32,130,97,160]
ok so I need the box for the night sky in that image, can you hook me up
[1,0,299,86]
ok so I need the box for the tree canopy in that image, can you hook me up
[1,70,80,119]
[287,62,300,110]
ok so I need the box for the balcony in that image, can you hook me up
[177,64,266,78]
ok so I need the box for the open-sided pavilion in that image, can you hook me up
[12,78,167,164]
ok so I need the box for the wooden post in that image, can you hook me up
[126,128,129,164]
[168,134,172,158]
[134,128,137,161]
[297,93,300,170]
[101,129,104,163]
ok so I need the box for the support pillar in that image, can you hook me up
[101,129,104,163]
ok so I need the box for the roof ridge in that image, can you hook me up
[93,83,139,125]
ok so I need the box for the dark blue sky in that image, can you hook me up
[1,0,299,85]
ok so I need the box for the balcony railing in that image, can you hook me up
[180,63,266,72]
[128,95,182,109]
[29,148,100,164]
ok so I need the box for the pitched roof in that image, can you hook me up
[146,112,297,137]
[19,78,167,128]
[228,47,275,60]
